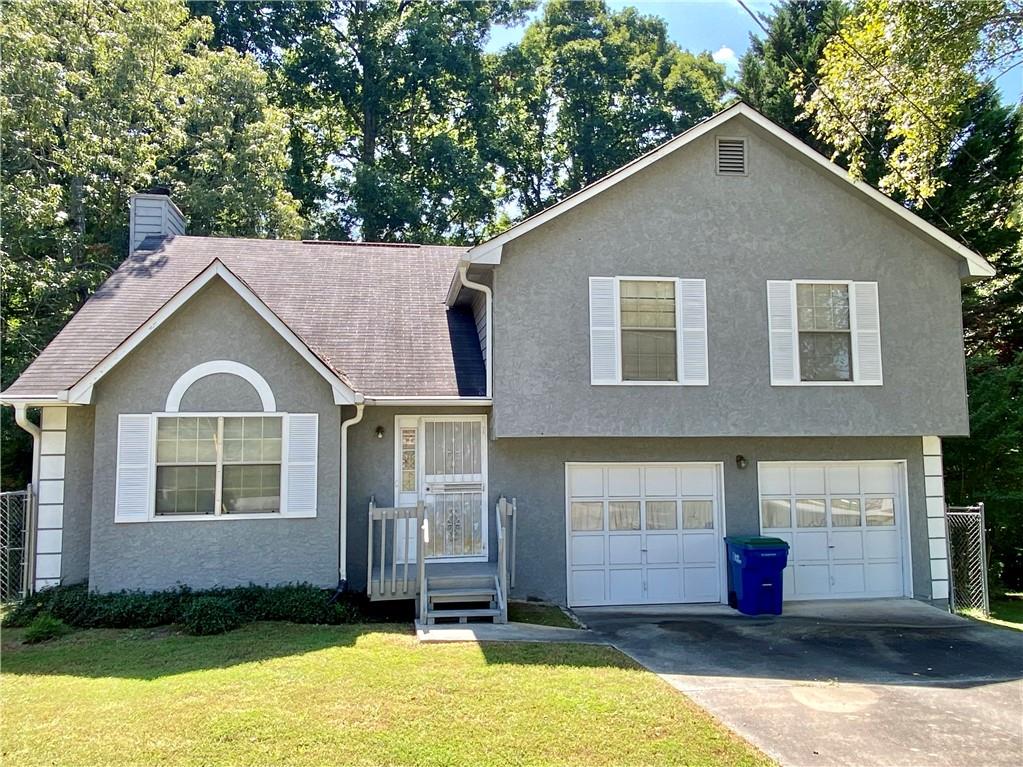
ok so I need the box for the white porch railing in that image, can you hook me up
[496,497,517,621]
[366,499,425,601]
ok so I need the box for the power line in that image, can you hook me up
[734,0,980,254]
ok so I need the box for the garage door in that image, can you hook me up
[566,463,724,607]
[758,461,909,600]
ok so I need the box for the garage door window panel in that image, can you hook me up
[646,500,678,530]
[761,498,792,529]
[571,501,604,531]
[609,501,641,531]
[796,498,826,528]
[865,497,896,526]
[682,500,714,530]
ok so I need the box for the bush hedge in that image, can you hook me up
[23,613,72,644]
[181,596,242,635]
[2,583,364,631]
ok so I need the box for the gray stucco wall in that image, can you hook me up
[490,435,932,605]
[88,278,341,592]
[61,406,94,584]
[492,115,969,438]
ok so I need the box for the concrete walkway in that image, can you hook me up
[578,599,1023,767]
[415,619,606,644]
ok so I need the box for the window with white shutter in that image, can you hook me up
[113,411,318,522]
[588,276,708,386]
[767,280,882,386]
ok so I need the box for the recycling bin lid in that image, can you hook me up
[724,535,790,549]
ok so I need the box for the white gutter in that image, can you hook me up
[363,396,492,407]
[13,404,41,496]
[456,264,493,399]
[338,400,365,582]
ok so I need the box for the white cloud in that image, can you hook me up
[712,46,737,65]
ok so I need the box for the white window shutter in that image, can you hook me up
[678,279,708,385]
[282,414,318,517]
[589,277,619,384]
[115,414,152,523]
[767,281,798,384]
[851,281,882,384]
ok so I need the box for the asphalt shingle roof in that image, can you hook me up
[3,235,486,399]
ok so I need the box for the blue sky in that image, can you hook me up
[487,0,1022,105]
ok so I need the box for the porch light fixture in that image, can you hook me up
[735,455,748,470]
[375,426,385,439]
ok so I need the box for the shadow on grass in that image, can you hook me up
[1,619,635,682]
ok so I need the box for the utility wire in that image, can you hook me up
[734,0,980,254]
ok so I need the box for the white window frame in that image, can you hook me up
[781,279,878,387]
[604,275,685,386]
[148,411,289,522]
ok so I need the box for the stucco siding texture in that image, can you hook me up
[61,406,94,583]
[490,436,932,605]
[88,280,341,593]
[4,237,484,398]
[492,115,970,438]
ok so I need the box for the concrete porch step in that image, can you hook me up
[426,607,503,623]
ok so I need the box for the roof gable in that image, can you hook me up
[466,102,994,281]
[65,260,360,406]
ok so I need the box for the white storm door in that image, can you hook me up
[394,416,488,563]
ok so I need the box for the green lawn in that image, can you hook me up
[507,600,579,629]
[1,622,770,767]
[965,593,1023,631]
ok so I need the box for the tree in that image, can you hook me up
[1,0,304,487]
[490,0,726,216]
[735,0,848,152]
[806,0,1023,200]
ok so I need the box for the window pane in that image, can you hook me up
[400,427,417,492]
[796,283,849,331]
[571,502,603,531]
[156,417,218,466]
[620,280,675,328]
[646,501,677,530]
[761,499,791,529]
[682,500,713,529]
[831,498,862,527]
[223,417,283,466]
[865,497,896,526]
[796,498,826,527]
[222,465,281,514]
[621,329,677,381]
[155,466,215,515]
[609,501,640,531]
[799,332,852,381]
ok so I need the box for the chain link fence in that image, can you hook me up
[1,487,34,601]
[946,503,989,616]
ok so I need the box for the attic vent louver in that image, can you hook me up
[716,137,747,176]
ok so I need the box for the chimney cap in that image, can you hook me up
[146,185,172,196]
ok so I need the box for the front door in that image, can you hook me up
[394,415,488,562]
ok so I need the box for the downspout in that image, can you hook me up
[13,404,41,495]
[337,399,365,585]
[457,264,493,398]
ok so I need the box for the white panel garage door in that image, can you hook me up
[758,461,909,600]
[566,463,724,607]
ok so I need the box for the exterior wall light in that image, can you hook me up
[375,426,385,439]
[736,455,748,470]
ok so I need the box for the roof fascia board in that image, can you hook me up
[63,260,360,406]
[466,103,993,279]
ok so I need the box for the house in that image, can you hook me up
[2,103,994,621]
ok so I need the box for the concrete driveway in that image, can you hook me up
[575,600,1023,767]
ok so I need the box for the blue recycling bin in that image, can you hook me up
[724,536,790,616]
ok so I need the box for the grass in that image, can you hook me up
[507,600,579,629]
[0,622,770,767]
[964,592,1023,631]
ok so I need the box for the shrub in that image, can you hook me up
[23,613,72,644]
[1,583,363,631]
[181,596,242,636]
